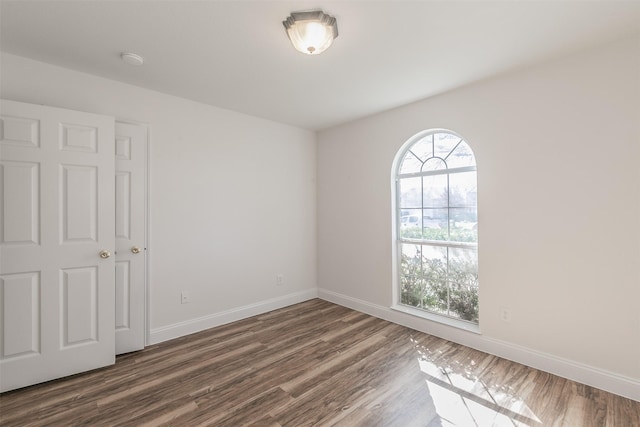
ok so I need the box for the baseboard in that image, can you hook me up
[149,288,318,345]
[317,288,640,402]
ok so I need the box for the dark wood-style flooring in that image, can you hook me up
[1,299,638,426]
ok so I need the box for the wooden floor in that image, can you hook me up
[1,299,638,426]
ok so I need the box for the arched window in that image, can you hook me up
[393,130,478,325]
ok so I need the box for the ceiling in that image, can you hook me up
[1,1,639,131]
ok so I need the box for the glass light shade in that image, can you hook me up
[283,10,338,55]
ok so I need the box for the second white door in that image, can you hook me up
[115,122,147,355]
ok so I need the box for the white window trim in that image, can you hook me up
[390,302,481,334]
[390,128,479,331]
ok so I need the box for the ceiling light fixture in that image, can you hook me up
[120,52,144,66]
[283,10,338,55]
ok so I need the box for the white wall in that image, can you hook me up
[1,53,317,340]
[317,36,640,398]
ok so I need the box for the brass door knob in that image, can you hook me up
[131,246,142,254]
[99,250,111,259]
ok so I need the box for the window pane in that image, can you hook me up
[422,208,448,241]
[421,245,448,314]
[400,152,423,174]
[422,157,447,172]
[449,171,477,207]
[421,245,447,278]
[423,174,447,208]
[400,243,426,308]
[450,208,477,242]
[400,277,425,307]
[449,247,478,286]
[398,177,421,208]
[400,243,423,277]
[435,133,461,161]
[447,282,478,322]
[446,141,476,168]
[448,247,478,322]
[399,209,422,239]
[423,281,449,315]
[410,135,433,161]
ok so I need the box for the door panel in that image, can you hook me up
[115,172,131,239]
[61,165,98,242]
[1,161,39,244]
[1,116,39,147]
[0,272,40,358]
[0,99,115,393]
[114,122,146,355]
[115,260,131,330]
[61,266,98,346]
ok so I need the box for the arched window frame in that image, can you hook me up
[391,129,479,331]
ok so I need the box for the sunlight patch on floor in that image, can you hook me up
[414,342,542,426]
[426,380,533,426]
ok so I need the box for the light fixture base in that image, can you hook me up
[121,52,144,66]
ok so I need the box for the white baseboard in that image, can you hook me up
[149,288,318,345]
[317,288,640,402]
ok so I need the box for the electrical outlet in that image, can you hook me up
[275,274,284,286]
[500,306,511,323]
[181,291,190,304]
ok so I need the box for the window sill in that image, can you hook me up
[391,304,481,334]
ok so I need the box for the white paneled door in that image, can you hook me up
[114,122,146,354]
[0,100,116,392]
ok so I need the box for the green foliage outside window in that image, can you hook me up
[400,249,478,323]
